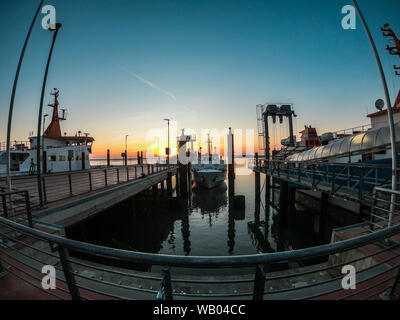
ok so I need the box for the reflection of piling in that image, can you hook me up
[181,208,191,255]
[255,192,260,225]
[279,180,289,227]
[255,152,261,202]
[179,165,188,197]
[228,128,235,209]
[227,211,235,255]
[188,162,192,195]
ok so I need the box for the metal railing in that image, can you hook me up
[0,164,175,208]
[367,186,400,231]
[331,124,372,138]
[0,188,33,228]
[0,212,399,300]
[250,159,392,202]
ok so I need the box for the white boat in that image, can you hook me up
[192,135,226,189]
[0,89,94,176]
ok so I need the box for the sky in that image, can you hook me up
[0,0,400,157]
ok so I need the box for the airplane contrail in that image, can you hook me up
[122,67,176,101]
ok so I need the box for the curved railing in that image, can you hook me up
[0,215,399,300]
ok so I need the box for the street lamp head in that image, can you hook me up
[47,23,62,31]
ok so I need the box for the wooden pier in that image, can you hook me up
[1,164,177,228]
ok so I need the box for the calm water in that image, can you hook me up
[68,160,359,264]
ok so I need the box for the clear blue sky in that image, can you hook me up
[1,0,399,155]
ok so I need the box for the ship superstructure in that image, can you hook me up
[0,89,94,175]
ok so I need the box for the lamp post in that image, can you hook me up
[164,119,170,165]
[42,114,48,149]
[125,134,129,166]
[6,0,45,193]
[352,0,397,226]
[36,22,62,208]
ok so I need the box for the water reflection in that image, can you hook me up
[67,160,360,265]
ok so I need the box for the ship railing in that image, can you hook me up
[0,141,31,151]
[331,124,372,138]
[0,214,399,300]
[0,164,176,209]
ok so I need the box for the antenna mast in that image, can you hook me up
[381,23,400,76]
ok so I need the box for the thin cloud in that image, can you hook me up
[122,67,176,101]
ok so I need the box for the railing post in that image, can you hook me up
[127,166,129,181]
[312,165,316,188]
[369,189,378,231]
[135,166,137,179]
[42,176,47,204]
[298,164,301,183]
[23,191,33,228]
[57,246,80,300]
[88,171,92,191]
[162,266,173,300]
[104,169,108,187]
[117,168,120,184]
[253,265,266,300]
[152,164,154,174]
[388,264,400,300]
[68,174,73,196]
[2,194,8,218]
[359,167,364,201]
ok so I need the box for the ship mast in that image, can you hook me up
[44,88,66,138]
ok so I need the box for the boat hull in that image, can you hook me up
[193,170,226,189]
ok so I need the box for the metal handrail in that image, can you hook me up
[1,215,400,268]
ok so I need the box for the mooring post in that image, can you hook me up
[178,136,189,197]
[107,149,110,167]
[175,172,180,197]
[166,172,172,199]
[279,180,289,227]
[228,127,235,175]
[255,171,261,203]
[187,162,192,195]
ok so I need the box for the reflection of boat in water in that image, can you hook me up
[192,183,227,214]
[192,134,226,189]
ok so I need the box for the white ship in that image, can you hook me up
[0,89,94,176]
[192,134,226,189]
